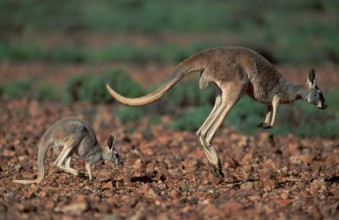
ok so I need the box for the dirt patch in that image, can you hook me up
[0,99,338,219]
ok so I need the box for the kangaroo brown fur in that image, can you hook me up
[106,46,327,178]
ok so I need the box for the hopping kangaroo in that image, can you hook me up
[106,46,327,178]
[13,117,123,184]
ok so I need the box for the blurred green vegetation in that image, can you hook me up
[1,0,337,33]
[0,77,59,101]
[64,68,145,104]
[159,79,215,107]
[117,107,144,123]
[0,68,143,103]
[0,0,338,64]
[0,42,221,64]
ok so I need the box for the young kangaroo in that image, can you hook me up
[13,117,123,184]
[106,46,327,178]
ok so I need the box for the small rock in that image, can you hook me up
[15,203,37,212]
[202,204,224,218]
[168,189,181,199]
[18,156,26,161]
[158,183,166,190]
[43,199,55,209]
[102,181,113,190]
[137,183,150,195]
[37,191,47,198]
[220,200,243,215]
[309,179,327,193]
[97,169,113,180]
[133,159,143,170]
[56,196,88,215]
[147,187,160,199]
[308,205,322,219]
[102,190,114,198]
[263,159,276,169]
[3,149,15,157]
[249,194,261,201]
[91,202,112,213]
[289,155,312,165]
[240,182,254,191]
[280,191,289,200]
[278,200,291,207]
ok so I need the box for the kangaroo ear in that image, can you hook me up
[307,68,318,87]
[107,135,115,149]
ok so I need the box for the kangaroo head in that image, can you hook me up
[103,135,123,165]
[305,68,327,110]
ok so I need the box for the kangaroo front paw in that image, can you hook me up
[257,122,271,129]
[257,122,264,128]
[261,123,272,129]
[208,162,224,179]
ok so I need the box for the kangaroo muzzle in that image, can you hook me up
[317,102,327,110]
[115,157,124,165]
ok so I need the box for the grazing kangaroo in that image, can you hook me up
[13,117,123,184]
[106,46,327,178]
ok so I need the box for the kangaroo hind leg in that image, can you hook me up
[196,82,243,178]
[63,155,79,176]
[196,87,222,142]
[54,142,79,176]
[195,88,223,177]
[206,85,243,177]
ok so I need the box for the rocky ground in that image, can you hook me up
[0,99,338,219]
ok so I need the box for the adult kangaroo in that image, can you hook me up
[106,46,327,178]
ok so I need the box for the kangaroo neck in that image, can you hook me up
[87,147,103,164]
[289,83,308,101]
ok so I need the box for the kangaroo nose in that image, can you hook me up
[319,103,327,109]
[117,158,124,165]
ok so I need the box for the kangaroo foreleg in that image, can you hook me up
[268,96,280,128]
[257,105,273,128]
[85,163,93,180]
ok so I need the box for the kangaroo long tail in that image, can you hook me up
[106,67,200,107]
[13,144,48,184]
